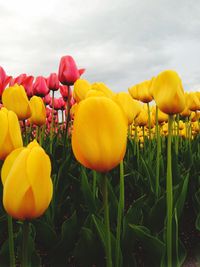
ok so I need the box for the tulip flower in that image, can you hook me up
[72,97,128,172]
[2,84,31,120]
[29,96,46,126]
[47,73,60,91]
[9,74,27,86]
[58,55,85,85]
[73,79,92,102]
[33,76,49,97]
[92,82,115,99]
[114,92,141,125]
[187,92,200,111]
[10,74,34,98]
[60,85,69,101]
[0,66,12,99]
[129,80,153,103]
[0,107,23,160]
[43,93,51,105]
[1,140,53,220]
[86,89,105,98]
[135,108,148,127]
[151,70,185,114]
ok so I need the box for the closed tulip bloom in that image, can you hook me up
[187,92,200,111]
[33,76,49,97]
[135,108,148,127]
[73,79,92,102]
[72,97,128,172]
[0,67,12,98]
[2,84,31,120]
[0,108,23,160]
[86,89,105,98]
[29,96,46,126]
[114,92,141,125]
[151,70,185,114]
[47,73,60,91]
[58,55,85,85]
[129,79,153,103]
[60,85,69,101]
[1,140,53,220]
[91,82,115,98]
[180,93,192,117]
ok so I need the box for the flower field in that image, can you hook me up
[0,55,199,267]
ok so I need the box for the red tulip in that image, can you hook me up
[43,93,51,105]
[33,76,49,97]
[47,73,60,91]
[22,76,34,98]
[60,85,69,101]
[50,98,60,110]
[0,67,12,99]
[58,97,66,110]
[58,55,85,85]
[9,73,27,86]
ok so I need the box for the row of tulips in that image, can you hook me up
[0,55,199,267]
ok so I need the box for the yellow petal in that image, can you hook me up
[3,149,30,219]
[26,146,52,217]
[8,111,23,149]
[1,147,25,185]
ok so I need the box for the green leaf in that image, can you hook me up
[74,227,104,267]
[81,167,97,213]
[129,224,165,266]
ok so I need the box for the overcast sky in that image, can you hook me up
[0,0,200,92]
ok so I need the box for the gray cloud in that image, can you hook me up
[0,0,200,92]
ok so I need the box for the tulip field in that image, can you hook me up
[0,56,199,267]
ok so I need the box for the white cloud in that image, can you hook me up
[0,0,200,92]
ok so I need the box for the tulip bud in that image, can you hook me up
[129,79,153,103]
[60,85,69,101]
[2,84,31,120]
[72,97,128,172]
[187,92,200,111]
[151,70,185,114]
[29,96,46,126]
[0,67,12,99]
[47,73,60,91]
[73,79,92,102]
[33,76,49,97]
[135,108,148,127]
[114,92,141,125]
[91,82,115,98]
[58,55,85,85]
[1,140,53,220]
[0,107,23,160]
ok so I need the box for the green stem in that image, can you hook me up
[23,120,27,145]
[92,170,97,198]
[50,91,55,154]
[103,175,112,267]
[147,103,152,163]
[22,221,29,267]
[8,215,15,267]
[155,106,161,198]
[175,114,179,155]
[166,114,173,267]
[115,160,124,267]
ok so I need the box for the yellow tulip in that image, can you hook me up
[180,93,192,117]
[151,70,185,114]
[72,97,128,172]
[152,106,168,124]
[114,92,141,125]
[91,82,115,98]
[86,89,105,98]
[0,107,23,160]
[1,140,53,220]
[135,108,148,127]
[29,96,46,126]
[2,84,31,120]
[187,92,200,111]
[73,79,92,103]
[129,79,153,103]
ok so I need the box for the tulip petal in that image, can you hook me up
[26,147,53,217]
[0,111,8,152]
[8,111,23,148]
[1,147,25,185]
[3,149,30,219]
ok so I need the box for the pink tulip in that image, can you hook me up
[9,73,27,86]
[0,67,12,98]
[58,55,85,85]
[43,94,51,105]
[22,76,34,98]
[33,76,49,97]
[58,97,66,110]
[59,85,69,101]
[47,73,60,91]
